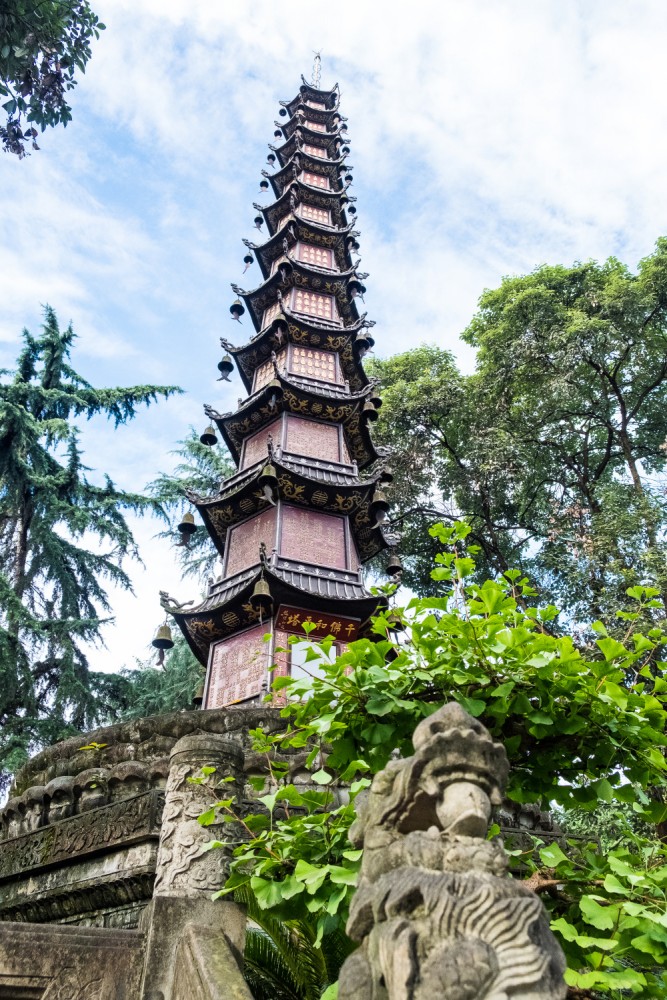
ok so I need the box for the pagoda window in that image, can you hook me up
[241,419,281,469]
[301,171,330,190]
[225,507,277,577]
[303,144,327,159]
[253,350,287,392]
[299,204,331,226]
[288,345,342,385]
[262,301,283,329]
[297,243,335,270]
[305,120,326,133]
[280,506,349,570]
[306,100,326,110]
[284,414,347,464]
[290,288,336,321]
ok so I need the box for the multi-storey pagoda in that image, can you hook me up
[161,67,395,709]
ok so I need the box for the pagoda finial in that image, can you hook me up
[311,50,322,88]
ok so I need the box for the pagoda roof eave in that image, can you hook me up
[221,313,371,394]
[207,373,380,469]
[255,183,353,236]
[187,456,385,563]
[166,561,379,666]
[270,139,348,171]
[232,263,361,332]
[263,160,349,200]
[245,218,357,277]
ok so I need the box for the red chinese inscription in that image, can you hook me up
[281,506,347,569]
[226,507,277,576]
[275,605,359,640]
[284,415,340,462]
[242,419,281,469]
[206,624,268,708]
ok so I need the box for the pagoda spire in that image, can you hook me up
[162,75,396,709]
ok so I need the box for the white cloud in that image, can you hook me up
[3,0,667,671]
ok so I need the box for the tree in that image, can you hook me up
[146,427,234,584]
[369,241,667,629]
[0,0,104,157]
[0,305,180,790]
[202,522,667,998]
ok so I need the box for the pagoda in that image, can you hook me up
[161,63,395,708]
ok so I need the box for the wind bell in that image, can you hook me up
[218,353,234,380]
[258,462,278,506]
[151,621,174,666]
[177,511,197,548]
[243,253,254,274]
[254,215,264,230]
[230,299,245,323]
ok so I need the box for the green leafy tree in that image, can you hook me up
[370,241,667,629]
[0,0,105,157]
[146,427,234,583]
[0,305,180,790]
[199,522,667,998]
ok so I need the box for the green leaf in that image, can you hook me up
[311,769,333,785]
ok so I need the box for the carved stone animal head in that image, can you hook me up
[108,761,149,801]
[2,798,25,839]
[21,786,46,832]
[74,768,110,813]
[44,776,76,824]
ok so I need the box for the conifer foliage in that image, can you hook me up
[0,306,180,789]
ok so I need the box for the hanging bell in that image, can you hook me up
[250,577,273,618]
[258,463,278,490]
[341,144,351,155]
[243,253,254,269]
[378,467,393,485]
[369,391,382,409]
[279,107,287,117]
[344,172,353,184]
[192,681,205,708]
[152,623,174,650]
[361,400,378,423]
[348,205,357,216]
[177,518,196,549]
[152,622,174,665]
[200,424,218,447]
[340,122,348,132]
[266,378,284,411]
[230,299,245,322]
[254,215,264,230]
[274,128,282,138]
[354,331,371,358]
[218,353,234,379]
[386,611,405,633]
[348,278,364,299]
[259,179,270,192]
[267,153,276,164]
[346,236,360,253]
[386,551,403,576]
[277,261,292,283]
[370,490,390,526]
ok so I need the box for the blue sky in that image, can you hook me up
[2,0,667,672]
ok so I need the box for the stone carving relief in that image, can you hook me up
[154,734,244,897]
[0,790,163,880]
[338,702,567,1000]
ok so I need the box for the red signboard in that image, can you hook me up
[206,624,268,707]
[281,506,347,569]
[275,605,359,640]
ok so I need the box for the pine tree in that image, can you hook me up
[0,306,180,790]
